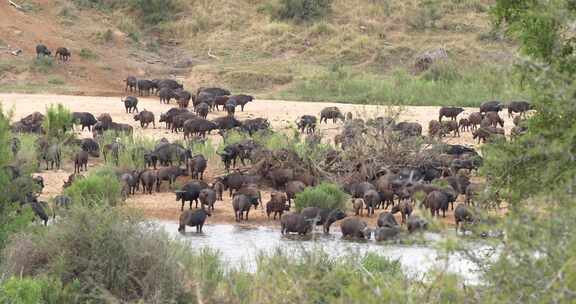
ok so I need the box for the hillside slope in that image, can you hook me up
[0,0,521,105]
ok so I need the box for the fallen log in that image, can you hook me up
[9,0,23,10]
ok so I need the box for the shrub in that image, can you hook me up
[63,167,122,207]
[273,0,332,23]
[294,182,347,211]
[30,57,54,74]
[42,104,73,140]
[1,207,193,303]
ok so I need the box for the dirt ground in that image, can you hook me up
[0,93,515,229]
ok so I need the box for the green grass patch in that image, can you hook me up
[276,63,525,107]
[29,57,54,74]
[79,48,98,60]
[0,61,15,76]
[47,77,65,85]
[0,83,71,94]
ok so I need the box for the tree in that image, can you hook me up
[475,1,576,302]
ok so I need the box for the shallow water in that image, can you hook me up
[155,221,483,283]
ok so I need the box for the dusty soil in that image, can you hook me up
[0,1,187,96]
[1,93,514,228]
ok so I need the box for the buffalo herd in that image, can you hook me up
[8,70,532,239]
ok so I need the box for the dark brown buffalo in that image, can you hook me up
[266,192,289,220]
[441,120,460,137]
[480,101,503,113]
[507,100,531,118]
[73,150,89,174]
[320,107,345,124]
[178,208,211,233]
[438,107,464,122]
[133,110,155,128]
[468,112,483,130]
[340,217,370,239]
[281,213,312,235]
[484,111,504,128]
[55,47,71,62]
[391,201,413,225]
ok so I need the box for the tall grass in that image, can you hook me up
[97,132,155,170]
[189,138,217,163]
[42,104,73,140]
[278,63,525,106]
[13,134,39,175]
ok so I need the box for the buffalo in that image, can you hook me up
[55,47,71,62]
[134,110,155,128]
[320,107,345,124]
[438,107,464,122]
[178,208,211,233]
[36,44,51,57]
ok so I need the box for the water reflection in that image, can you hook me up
[155,221,482,283]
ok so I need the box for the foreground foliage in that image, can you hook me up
[1,206,470,303]
[1,207,193,303]
[472,0,576,302]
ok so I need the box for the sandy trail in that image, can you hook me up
[1,93,513,228]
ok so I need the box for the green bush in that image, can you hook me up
[1,207,193,303]
[42,104,73,140]
[294,182,347,211]
[63,167,122,207]
[273,0,332,23]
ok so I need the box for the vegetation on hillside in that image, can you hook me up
[0,0,524,105]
